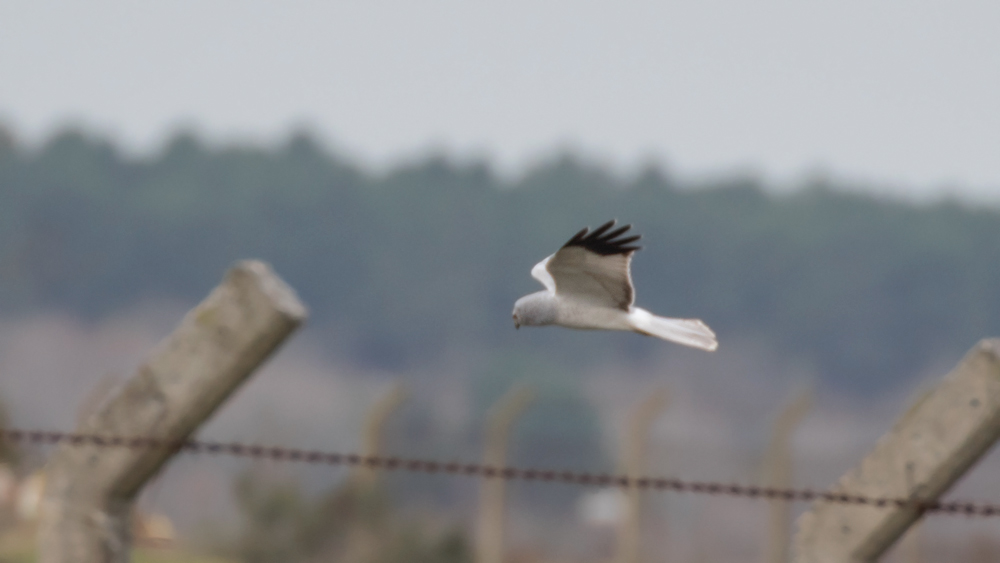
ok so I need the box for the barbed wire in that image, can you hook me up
[3,428,998,517]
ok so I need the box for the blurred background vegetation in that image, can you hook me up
[2,124,998,395]
[3,124,1000,561]
[4,3,1000,559]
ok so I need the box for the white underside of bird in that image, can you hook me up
[512,221,718,352]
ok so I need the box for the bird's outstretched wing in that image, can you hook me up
[530,220,641,310]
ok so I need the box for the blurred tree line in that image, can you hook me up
[2,124,1000,393]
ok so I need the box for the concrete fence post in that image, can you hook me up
[38,260,307,563]
[792,338,1000,563]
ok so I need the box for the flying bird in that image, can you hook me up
[512,220,718,351]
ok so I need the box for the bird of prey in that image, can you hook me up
[512,220,718,351]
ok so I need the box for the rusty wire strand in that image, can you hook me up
[3,428,997,517]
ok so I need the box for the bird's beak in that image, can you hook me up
[513,316,520,329]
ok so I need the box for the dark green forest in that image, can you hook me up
[2,125,999,393]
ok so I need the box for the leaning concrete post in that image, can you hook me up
[476,385,534,563]
[616,388,669,563]
[763,389,812,563]
[793,338,1000,563]
[39,260,307,563]
[898,520,924,563]
[353,382,408,489]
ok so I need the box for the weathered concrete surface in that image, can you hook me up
[793,338,1000,563]
[39,260,307,563]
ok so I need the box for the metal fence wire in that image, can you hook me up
[4,427,999,517]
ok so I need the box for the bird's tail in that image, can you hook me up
[627,308,718,351]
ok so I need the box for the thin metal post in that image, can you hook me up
[352,382,408,489]
[616,388,669,563]
[476,385,534,563]
[763,389,812,563]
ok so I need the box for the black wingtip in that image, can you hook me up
[562,220,642,256]
[566,226,590,246]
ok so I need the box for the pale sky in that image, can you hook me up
[1,1,999,202]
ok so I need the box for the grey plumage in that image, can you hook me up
[512,220,718,351]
